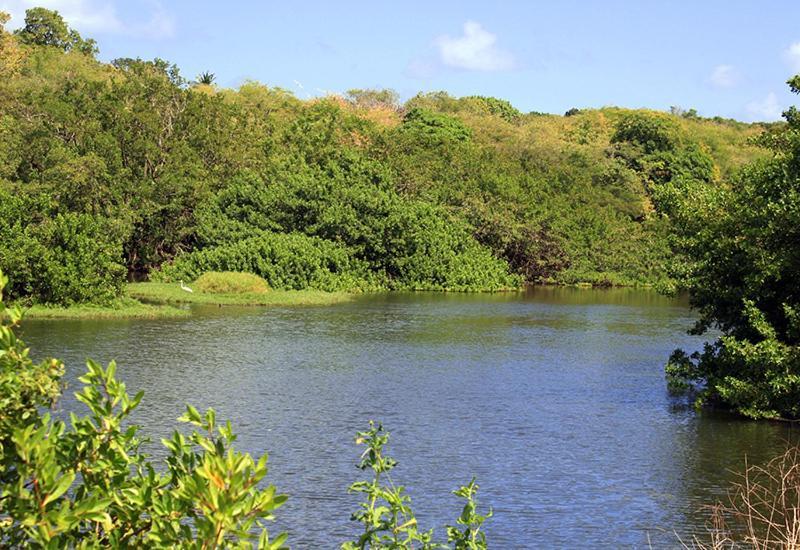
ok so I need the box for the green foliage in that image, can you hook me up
[665,77,800,419]
[343,422,435,549]
[0,191,126,305]
[156,231,376,291]
[400,108,473,144]
[192,173,520,291]
[463,96,522,123]
[342,422,489,550]
[0,270,288,547]
[0,18,769,305]
[0,272,63,456]
[611,111,680,154]
[196,70,215,85]
[194,271,271,294]
[16,7,97,55]
[446,479,492,550]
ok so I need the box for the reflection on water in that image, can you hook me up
[21,287,798,548]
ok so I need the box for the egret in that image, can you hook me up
[179,280,193,293]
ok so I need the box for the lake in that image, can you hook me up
[21,287,798,548]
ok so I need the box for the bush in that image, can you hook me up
[665,77,800,419]
[194,271,270,294]
[156,231,378,292]
[194,174,521,291]
[0,270,287,547]
[611,111,680,154]
[0,191,126,305]
[399,108,473,144]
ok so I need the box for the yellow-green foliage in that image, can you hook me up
[194,271,270,294]
[127,282,354,307]
[22,297,188,319]
[0,10,778,304]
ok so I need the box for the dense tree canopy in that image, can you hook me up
[665,76,800,419]
[0,7,770,305]
[15,7,97,55]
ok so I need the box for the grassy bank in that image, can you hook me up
[17,282,354,320]
[21,297,189,320]
[126,282,355,307]
[19,280,652,321]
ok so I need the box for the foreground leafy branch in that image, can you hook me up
[342,422,491,549]
[0,270,287,548]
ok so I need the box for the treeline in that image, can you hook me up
[0,8,768,305]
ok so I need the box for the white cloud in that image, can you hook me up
[746,92,783,121]
[709,64,739,88]
[436,21,514,72]
[785,42,800,73]
[0,0,173,38]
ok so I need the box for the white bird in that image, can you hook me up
[179,280,194,293]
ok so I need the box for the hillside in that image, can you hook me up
[0,9,771,305]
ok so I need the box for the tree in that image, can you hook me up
[611,111,679,154]
[0,11,24,78]
[16,7,97,55]
[665,76,800,419]
[346,88,399,110]
[463,95,522,123]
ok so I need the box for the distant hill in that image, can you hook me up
[0,8,774,304]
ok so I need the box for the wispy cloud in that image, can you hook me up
[435,21,514,72]
[785,42,800,73]
[0,0,174,38]
[746,92,782,121]
[708,64,740,88]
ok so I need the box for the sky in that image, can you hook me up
[2,0,800,121]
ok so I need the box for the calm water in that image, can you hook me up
[21,288,798,548]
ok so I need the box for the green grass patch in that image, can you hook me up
[193,271,270,294]
[126,282,354,307]
[21,297,189,320]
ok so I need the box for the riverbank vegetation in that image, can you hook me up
[21,296,188,320]
[3,6,799,420]
[688,445,800,548]
[665,77,800,420]
[0,7,770,312]
[0,269,489,547]
[127,281,355,308]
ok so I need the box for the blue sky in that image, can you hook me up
[2,0,800,121]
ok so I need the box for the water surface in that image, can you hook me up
[22,288,798,548]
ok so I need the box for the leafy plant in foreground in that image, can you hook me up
[343,421,490,549]
[0,269,288,548]
[446,479,492,550]
[343,421,435,549]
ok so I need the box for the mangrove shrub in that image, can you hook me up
[665,76,800,419]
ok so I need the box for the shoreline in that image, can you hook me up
[21,296,190,320]
[18,280,667,321]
